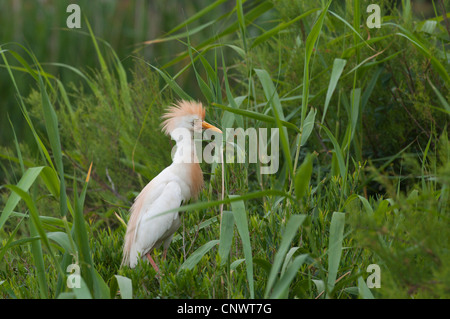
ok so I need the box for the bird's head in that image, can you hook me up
[162,100,222,137]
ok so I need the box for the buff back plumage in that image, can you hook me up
[161,100,205,135]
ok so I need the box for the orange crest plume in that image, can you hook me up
[161,100,205,135]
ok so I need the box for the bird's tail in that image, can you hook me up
[122,178,154,268]
[121,222,139,268]
[121,196,145,268]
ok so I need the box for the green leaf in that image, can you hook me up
[319,124,346,181]
[0,167,45,232]
[265,214,306,298]
[386,22,450,84]
[326,212,346,297]
[322,59,347,124]
[39,166,61,199]
[161,1,273,69]
[37,73,67,217]
[230,198,254,299]
[218,211,235,266]
[252,9,319,48]
[302,1,332,127]
[230,259,245,270]
[358,276,375,299]
[0,46,54,168]
[361,65,383,111]
[3,184,64,297]
[156,189,295,217]
[255,68,292,176]
[213,102,300,133]
[179,240,220,272]
[427,77,450,113]
[236,0,247,51]
[47,231,74,254]
[147,62,192,100]
[28,218,48,299]
[270,254,308,299]
[281,247,300,276]
[300,108,317,147]
[0,216,26,262]
[164,0,228,36]
[294,153,314,199]
[110,275,133,299]
[73,277,93,299]
[357,195,374,214]
[187,37,214,103]
[92,268,111,299]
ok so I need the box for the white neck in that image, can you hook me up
[171,129,199,164]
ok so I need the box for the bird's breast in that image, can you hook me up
[169,162,203,200]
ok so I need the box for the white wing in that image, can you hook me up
[129,181,183,267]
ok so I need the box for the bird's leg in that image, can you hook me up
[146,253,160,274]
[162,248,168,261]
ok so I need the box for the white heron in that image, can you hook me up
[121,100,221,272]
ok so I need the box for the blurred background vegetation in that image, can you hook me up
[0,0,235,147]
[0,0,449,299]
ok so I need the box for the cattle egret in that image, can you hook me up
[122,100,222,272]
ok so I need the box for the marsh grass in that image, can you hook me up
[0,0,449,299]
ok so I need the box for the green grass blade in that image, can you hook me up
[361,65,383,111]
[326,212,346,298]
[265,214,306,298]
[154,190,295,219]
[270,254,308,299]
[230,197,254,299]
[0,49,54,169]
[28,218,48,299]
[143,61,192,100]
[319,124,346,181]
[302,1,332,127]
[179,240,220,272]
[163,0,228,36]
[300,108,317,147]
[72,164,109,298]
[294,153,314,199]
[187,36,214,103]
[7,115,24,174]
[213,102,300,133]
[252,8,319,48]
[281,247,300,277]
[218,211,235,266]
[236,0,247,52]
[47,231,75,254]
[384,22,450,84]
[37,73,67,217]
[161,1,273,69]
[0,167,44,232]
[427,77,450,113]
[112,275,133,299]
[85,18,112,89]
[349,87,361,144]
[321,58,347,124]
[4,185,64,286]
[255,68,292,176]
[357,195,374,214]
[73,277,93,299]
[0,216,26,262]
[358,276,375,299]
[143,20,216,46]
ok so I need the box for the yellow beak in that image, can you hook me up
[202,121,222,133]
